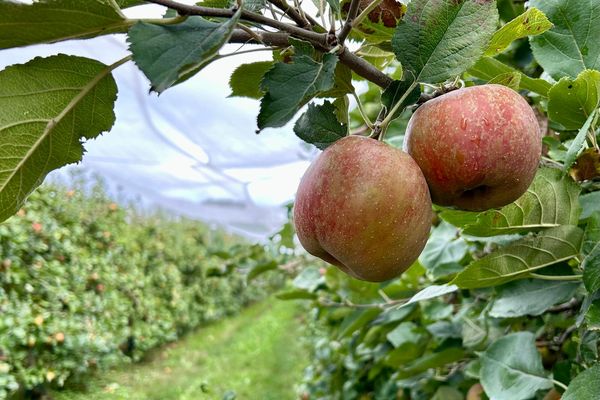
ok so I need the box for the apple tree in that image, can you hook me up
[1,0,600,399]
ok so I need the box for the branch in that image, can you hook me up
[338,0,360,44]
[230,30,392,88]
[146,0,392,89]
[147,0,326,45]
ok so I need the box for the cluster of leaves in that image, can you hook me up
[0,182,285,399]
[277,166,599,399]
[250,0,600,399]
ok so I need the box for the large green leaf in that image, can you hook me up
[0,0,130,50]
[229,61,274,99]
[480,332,553,400]
[391,0,498,84]
[452,225,584,289]
[484,7,553,57]
[128,11,242,93]
[563,364,600,400]
[293,101,347,150]
[489,279,579,318]
[529,0,600,80]
[548,70,600,130]
[442,169,581,237]
[468,57,552,96]
[257,54,338,130]
[418,222,468,271]
[0,55,118,223]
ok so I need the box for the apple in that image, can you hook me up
[404,84,541,211]
[294,136,432,282]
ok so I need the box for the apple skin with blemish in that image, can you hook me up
[404,84,542,211]
[294,136,432,282]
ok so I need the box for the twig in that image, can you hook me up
[338,0,360,44]
[547,298,581,313]
[268,0,313,28]
[352,91,374,128]
[352,0,383,28]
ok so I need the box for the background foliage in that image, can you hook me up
[0,181,284,399]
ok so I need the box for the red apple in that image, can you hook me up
[294,136,432,282]
[404,84,541,211]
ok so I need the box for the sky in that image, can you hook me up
[0,2,321,239]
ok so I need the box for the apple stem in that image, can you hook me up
[377,81,419,139]
[352,92,374,129]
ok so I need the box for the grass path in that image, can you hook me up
[53,299,309,400]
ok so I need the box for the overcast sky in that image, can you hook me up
[1,2,320,238]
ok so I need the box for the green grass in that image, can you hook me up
[53,299,309,400]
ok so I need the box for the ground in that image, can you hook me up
[53,299,309,400]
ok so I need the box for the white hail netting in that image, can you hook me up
[0,3,320,239]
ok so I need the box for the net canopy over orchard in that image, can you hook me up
[0,1,317,239]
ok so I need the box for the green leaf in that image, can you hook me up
[128,11,242,93]
[318,63,354,98]
[0,55,117,223]
[581,191,600,219]
[583,213,600,293]
[115,0,145,8]
[228,61,274,99]
[391,0,498,84]
[468,57,552,96]
[355,45,396,70]
[529,0,600,80]
[275,289,317,300]
[419,222,468,270]
[386,322,427,348]
[381,79,421,119]
[246,260,278,282]
[488,72,521,91]
[292,266,325,292]
[293,101,348,149]
[489,279,579,318]
[585,301,600,330]
[400,284,459,308]
[396,347,465,379]
[480,332,553,400]
[0,0,129,50]
[563,110,597,175]
[257,54,338,130]
[484,7,553,57]
[548,70,600,130]
[338,308,382,339]
[448,168,581,237]
[562,364,600,400]
[431,386,463,400]
[452,225,584,289]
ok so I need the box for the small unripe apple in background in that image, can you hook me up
[404,84,541,211]
[294,136,432,282]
